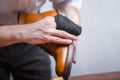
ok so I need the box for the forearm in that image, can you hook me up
[0,24,29,47]
[0,16,77,47]
[58,5,80,25]
[0,26,16,47]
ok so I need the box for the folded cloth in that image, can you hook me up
[55,14,82,36]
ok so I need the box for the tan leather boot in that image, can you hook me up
[18,10,72,79]
[40,43,69,77]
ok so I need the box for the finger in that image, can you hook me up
[72,40,78,63]
[51,30,77,40]
[48,36,73,44]
[25,37,49,44]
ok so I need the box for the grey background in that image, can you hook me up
[41,0,120,78]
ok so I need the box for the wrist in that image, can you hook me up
[57,8,67,17]
[10,24,32,43]
[6,24,33,44]
[57,6,80,25]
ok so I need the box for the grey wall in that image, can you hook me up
[41,0,120,78]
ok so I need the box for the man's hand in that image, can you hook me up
[57,5,81,63]
[22,16,77,44]
[0,16,77,47]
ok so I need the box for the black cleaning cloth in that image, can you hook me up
[55,14,82,36]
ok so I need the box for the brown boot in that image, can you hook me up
[40,43,69,77]
[18,10,78,80]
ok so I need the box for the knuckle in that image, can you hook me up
[45,16,54,21]
[61,31,69,35]
[41,35,49,40]
[41,17,56,28]
[42,30,50,34]
[56,38,65,44]
[56,38,61,42]
[45,20,55,27]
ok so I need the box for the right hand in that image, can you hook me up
[19,16,77,44]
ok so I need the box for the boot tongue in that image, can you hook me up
[55,14,82,36]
